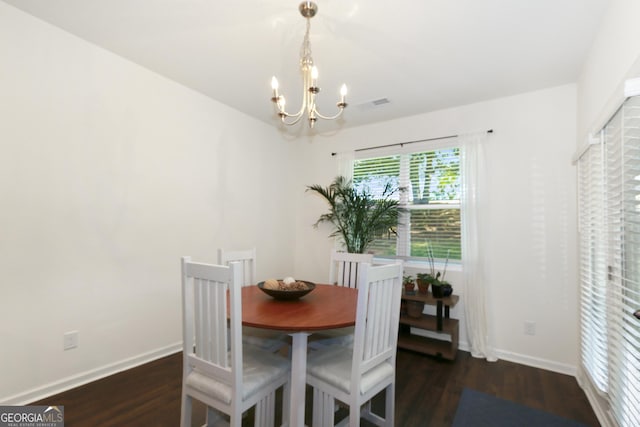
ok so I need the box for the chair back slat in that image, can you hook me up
[218,248,257,287]
[352,262,403,389]
[182,258,243,391]
[192,275,229,366]
[329,250,374,288]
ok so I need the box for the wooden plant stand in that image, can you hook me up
[398,291,459,360]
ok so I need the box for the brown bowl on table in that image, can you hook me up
[257,280,316,300]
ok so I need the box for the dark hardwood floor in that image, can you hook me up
[32,349,600,426]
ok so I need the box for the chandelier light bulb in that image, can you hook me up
[271,76,279,91]
[338,84,348,107]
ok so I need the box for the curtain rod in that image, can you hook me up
[331,129,493,156]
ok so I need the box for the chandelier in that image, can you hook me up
[270,1,347,128]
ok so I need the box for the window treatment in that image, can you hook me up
[460,132,497,361]
[577,135,608,393]
[336,150,354,181]
[577,94,640,427]
[334,150,354,251]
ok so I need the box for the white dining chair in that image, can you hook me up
[217,248,257,288]
[306,262,403,427]
[218,248,289,353]
[309,250,375,349]
[180,257,290,427]
[329,249,374,288]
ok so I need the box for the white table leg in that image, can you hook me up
[288,332,310,427]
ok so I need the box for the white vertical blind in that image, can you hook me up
[606,95,640,427]
[578,95,640,427]
[578,133,609,392]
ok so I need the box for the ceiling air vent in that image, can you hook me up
[356,98,391,111]
[372,98,390,106]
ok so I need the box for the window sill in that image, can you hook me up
[372,257,462,272]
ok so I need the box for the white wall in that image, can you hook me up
[0,3,294,404]
[294,84,579,374]
[577,0,640,140]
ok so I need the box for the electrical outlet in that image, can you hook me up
[63,331,79,350]
[524,321,536,336]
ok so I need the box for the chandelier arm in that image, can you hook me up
[313,107,346,121]
[280,113,306,126]
[279,73,310,121]
[277,102,306,120]
[276,76,309,126]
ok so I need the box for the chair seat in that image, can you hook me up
[307,345,394,395]
[186,345,289,405]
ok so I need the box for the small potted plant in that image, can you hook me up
[403,275,416,295]
[416,272,432,294]
[441,281,453,297]
[432,278,453,298]
[425,244,452,298]
[406,300,425,318]
[431,277,444,298]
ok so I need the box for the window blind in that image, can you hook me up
[578,134,608,393]
[606,96,640,427]
[578,95,640,426]
[352,145,461,260]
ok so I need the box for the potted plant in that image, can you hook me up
[306,176,405,254]
[406,301,424,318]
[405,284,425,317]
[416,272,432,294]
[432,279,453,298]
[403,275,415,295]
[441,281,453,297]
[424,244,452,298]
[431,279,444,298]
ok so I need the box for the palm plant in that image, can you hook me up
[306,176,404,254]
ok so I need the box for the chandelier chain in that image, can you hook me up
[300,18,313,70]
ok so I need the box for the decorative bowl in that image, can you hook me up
[257,280,316,300]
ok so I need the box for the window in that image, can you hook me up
[352,143,461,261]
[577,95,640,427]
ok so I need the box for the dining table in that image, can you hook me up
[241,283,358,427]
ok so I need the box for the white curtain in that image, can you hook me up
[460,132,497,361]
[336,150,355,181]
[334,150,355,251]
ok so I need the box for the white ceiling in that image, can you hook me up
[2,0,610,134]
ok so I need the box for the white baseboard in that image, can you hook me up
[1,342,182,405]
[4,340,580,405]
[494,348,577,376]
[576,368,615,427]
[410,334,576,376]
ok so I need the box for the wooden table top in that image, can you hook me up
[241,284,358,332]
